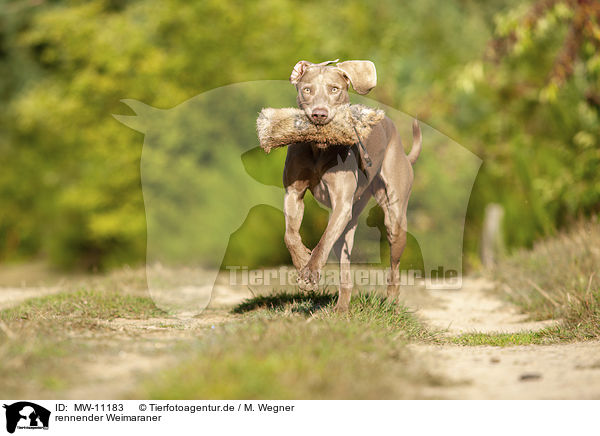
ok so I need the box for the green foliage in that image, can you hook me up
[0,0,598,270]
[455,1,600,256]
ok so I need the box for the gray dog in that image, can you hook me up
[283,59,421,312]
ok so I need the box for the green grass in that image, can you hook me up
[141,319,443,399]
[449,315,600,346]
[442,220,600,347]
[232,290,335,314]
[0,286,444,399]
[1,289,166,322]
[0,336,85,397]
[139,291,443,399]
[236,290,436,340]
[0,288,168,397]
[450,331,556,346]
[493,219,600,341]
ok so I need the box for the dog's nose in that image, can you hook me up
[311,107,329,121]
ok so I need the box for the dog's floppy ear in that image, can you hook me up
[335,60,377,95]
[290,61,313,85]
[290,59,340,85]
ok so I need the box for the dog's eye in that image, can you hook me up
[331,87,339,93]
[303,87,311,94]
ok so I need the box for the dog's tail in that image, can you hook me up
[407,119,422,165]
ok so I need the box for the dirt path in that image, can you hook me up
[63,309,239,399]
[413,341,600,399]
[0,286,63,311]
[406,277,600,399]
[2,271,600,399]
[0,266,249,399]
[408,277,557,334]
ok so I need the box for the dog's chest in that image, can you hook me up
[307,144,373,205]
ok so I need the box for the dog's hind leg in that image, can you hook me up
[372,169,412,302]
[332,193,371,312]
[385,212,408,302]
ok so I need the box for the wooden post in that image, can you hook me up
[480,203,505,269]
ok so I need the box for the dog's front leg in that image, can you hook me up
[298,169,357,291]
[283,183,312,270]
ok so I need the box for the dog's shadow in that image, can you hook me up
[232,290,337,315]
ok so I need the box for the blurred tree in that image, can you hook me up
[454,0,600,260]
[1,0,597,271]
[0,0,494,269]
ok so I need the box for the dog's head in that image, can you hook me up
[290,59,377,125]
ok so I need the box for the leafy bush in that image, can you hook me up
[0,0,598,270]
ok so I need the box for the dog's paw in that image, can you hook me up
[297,266,320,291]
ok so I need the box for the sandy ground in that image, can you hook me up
[0,286,63,311]
[1,267,599,399]
[409,277,558,335]
[63,309,238,399]
[412,342,600,399]
[401,277,600,399]
[0,264,246,399]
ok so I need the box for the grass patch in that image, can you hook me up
[232,290,335,314]
[495,219,600,341]
[138,290,442,399]
[141,318,444,399]
[1,289,166,325]
[331,293,434,340]
[450,331,556,346]
[234,290,435,341]
[0,337,84,397]
[0,288,168,397]
[450,320,600,346]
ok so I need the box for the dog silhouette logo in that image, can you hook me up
[114,81,481,315]
[2,402,50,434]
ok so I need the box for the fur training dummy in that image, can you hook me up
[256,104,385,154]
